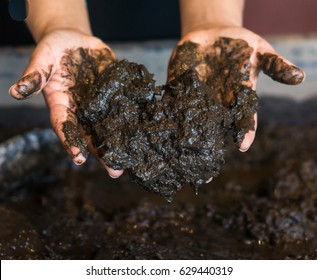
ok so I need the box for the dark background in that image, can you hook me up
[1,0,317,46]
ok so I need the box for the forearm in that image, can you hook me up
[26,0,92,42]
[179,0,245,36]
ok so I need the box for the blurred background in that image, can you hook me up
[1,0,317,45]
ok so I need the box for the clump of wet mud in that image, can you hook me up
[68,39,258,201]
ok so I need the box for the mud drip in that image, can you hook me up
[63,39,258,201]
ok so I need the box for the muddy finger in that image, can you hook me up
[80,129,124,178]
[50,104,89,165]
[9,71,43,100]
[257,52,305,85]
[238,113,257,152]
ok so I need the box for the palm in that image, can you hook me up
[168,27,304,151]
[10,30,123,177]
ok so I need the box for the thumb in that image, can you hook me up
[9,48,54,100]
[257,50,305,85]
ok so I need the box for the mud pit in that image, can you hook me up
[64,39,257,201]
[1,97,317,259]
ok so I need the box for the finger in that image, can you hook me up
[9,47,54,99]
[239,113,257,152]
[81,131,124,178]
[257,51,305,85]
[49,101,89,165]
[105,166,124,178]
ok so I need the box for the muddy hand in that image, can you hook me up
[9,30,123,178]
[168,27,305,152]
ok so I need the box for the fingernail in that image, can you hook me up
[73,153,87,165]
[239,146,249,153]
[109,174,119,179]
[205,177,213,183]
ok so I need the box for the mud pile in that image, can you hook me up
[72,57,257,201]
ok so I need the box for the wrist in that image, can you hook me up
[180,0,244,37]
[26,0,92,42]
[29,20,92,43]
[181,20,242,37]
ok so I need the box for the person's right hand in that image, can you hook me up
[168,27,305,152]
[9,29,124,178]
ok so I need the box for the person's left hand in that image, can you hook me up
[168,27,305,152]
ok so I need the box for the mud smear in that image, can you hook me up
[42,64,53,82]
[64,39,258,201]
[14,71,42,98]
[168,38,258,144]
[58,47,115,159]
[62,109,88,160]
[257,53,305,85]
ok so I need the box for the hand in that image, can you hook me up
[168,27,305,152]
[9,29,123,178]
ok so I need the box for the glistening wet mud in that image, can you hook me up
[66,39,258,201]
[1,97,317,259]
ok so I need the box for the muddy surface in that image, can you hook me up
[67,39,258,200]
[1,97,317,259]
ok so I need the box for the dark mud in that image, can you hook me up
[62,109,88,159]
[68,39,258,201]
[1,97,317,259]
[168,38,258,144]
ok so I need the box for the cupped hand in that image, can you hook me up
[9,29,123,178]
[168,27,305,152]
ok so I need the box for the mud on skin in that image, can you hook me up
[60,48,115,159]
[168,38,258,144]
[62,39,258,201]
[14,71,42,99]
[257,53,304,85]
